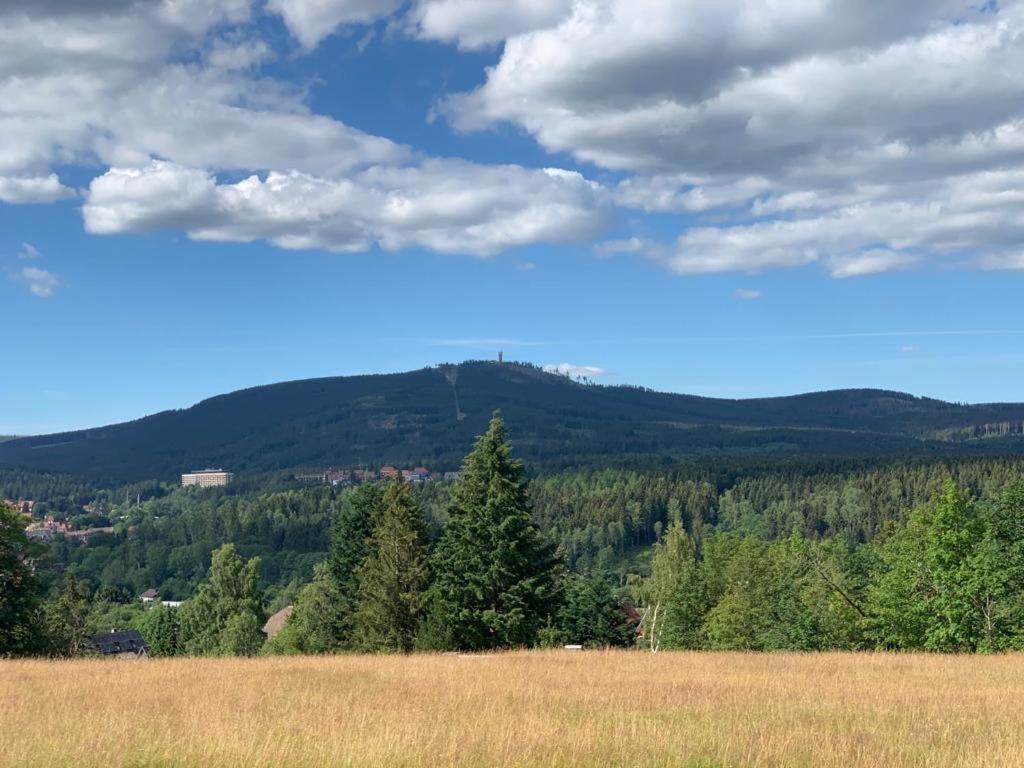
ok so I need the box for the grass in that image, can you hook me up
[2,650,1022,767]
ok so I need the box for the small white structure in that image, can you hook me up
[181,469,234,488]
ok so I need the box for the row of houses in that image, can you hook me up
[296,466,461,487]
[24,517,115,544]
[3,498,35,516]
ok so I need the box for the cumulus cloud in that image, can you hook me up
[733,288,761,301]
[83,159,609,256]
[13,266,59,298]
[2,0,611,260]
[441,0,1024,276]
[0,175,75,205]
[8,0,1024,277]
[0,0,402,190]
[266,0,403,49]
[412,0,574,49]
[543,363,608,379]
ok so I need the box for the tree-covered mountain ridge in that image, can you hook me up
[3,361,1023,484]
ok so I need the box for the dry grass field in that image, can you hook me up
[2,651,1022,768]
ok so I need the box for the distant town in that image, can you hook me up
[1,464,463,548]
[292,466,460,487]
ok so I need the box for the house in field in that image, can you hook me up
[262,606,294,640]
[139,588,159,605]
[90,630,147,658]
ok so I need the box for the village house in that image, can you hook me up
[89,630,147,658]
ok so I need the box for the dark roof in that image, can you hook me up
[139,588,158,599]
[90,630,146,656]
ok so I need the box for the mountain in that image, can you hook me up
[3,361,1024,485]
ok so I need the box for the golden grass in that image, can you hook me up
[2,651,1023,768]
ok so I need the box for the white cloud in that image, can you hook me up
[733,288,761,301]
[900,345,919,354]
[828,250,920,279]
[267,0,403,49]
[4,0,612,261]
[18,243,41,260]
[0,175,75,204]
[7,0,1024,278]
[84,159,609,257]
[440,1,1024,276]
[543,363,608,379]
[14,266,59,298]
[0,1,403,189]
[412,0,574,49]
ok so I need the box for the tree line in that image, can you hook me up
[5,419,1024,656]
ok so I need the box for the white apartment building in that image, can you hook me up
[181,469,234,488]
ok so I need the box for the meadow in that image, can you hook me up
[2,651,1022,768]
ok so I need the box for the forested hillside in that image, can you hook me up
[36,456,1024,603]
[7,428,1024,658]
[3,362,1024,484]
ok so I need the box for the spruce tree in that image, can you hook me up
[352,478,430,653]
[429,413,559,650]
[327,483,384,646]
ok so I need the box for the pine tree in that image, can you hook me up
[549,570,634,648]
[327,483,384,647]
[428,413,560,650]
[351,479,430,653]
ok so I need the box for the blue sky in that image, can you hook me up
[3,1,1024,434]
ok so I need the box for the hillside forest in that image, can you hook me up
[4,415,1024,656]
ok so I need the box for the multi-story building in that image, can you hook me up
[181,469,234,488]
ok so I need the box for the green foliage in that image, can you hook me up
[43,575,91,657]
[5,362,1024,484]
[134,605,181,656]
[179,544,264,656]
[866,481,1024,652]
[327,483,384,647]
[351,479,431,653]
[429,413,561,650]
[0,505,45,656]
[547,571,634,648]
[263,564,338,655]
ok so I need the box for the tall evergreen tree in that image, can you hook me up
[429,413,560,650]
[352,479,430,653]
[548,570,634,648]
[327,483,384,646]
